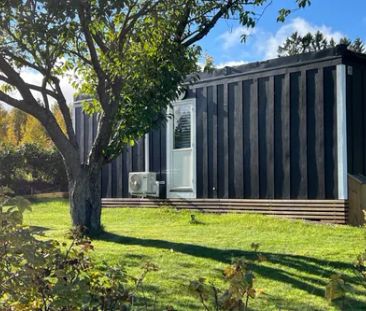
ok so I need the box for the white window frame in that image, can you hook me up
[166,98,196,198]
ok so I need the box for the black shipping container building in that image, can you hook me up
[74,45,366,224]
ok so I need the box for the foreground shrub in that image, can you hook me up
[325,214,366,306]
[188,244,266,311]
[0,189,156,310]
[355,250,366,289]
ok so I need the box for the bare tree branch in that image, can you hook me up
[0,53,80,171]
[175,1,193,42]
[118,0,161,52]
[77,2,109,112]
[51,77,78,147]
[182,0,236,47]
[0,74,59,98]
[2,48,46,75]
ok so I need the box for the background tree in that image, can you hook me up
[0,104,8,145]
[0,0,310,233]
[203,54,216,73]
[6,108,28,146]
[20,105,66,148]
[278,30,365,56]
[0,104,68,194]
[0,105,65,149]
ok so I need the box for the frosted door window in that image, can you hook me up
[171,149,192,189]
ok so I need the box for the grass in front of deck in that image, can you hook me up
[24,199,366,310]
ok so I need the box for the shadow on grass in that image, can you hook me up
[95,231,366,309]
[27,197,68,204]
[28,225,49,234]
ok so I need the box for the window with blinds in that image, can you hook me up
[173,105,191,149]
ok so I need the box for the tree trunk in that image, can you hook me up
[68,164,102,234]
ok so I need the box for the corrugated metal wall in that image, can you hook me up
[74,57,347,200]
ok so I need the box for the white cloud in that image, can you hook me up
[218,26,256,50]
[196,61,205,71]
[2,69,76,107]
[21,70,75,105]
[216,60,248,68]
[59,76,76,105]
[196,59,248,71]
[257,17,345,59]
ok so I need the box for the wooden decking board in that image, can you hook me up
[102,198,348,224]
[103,197,347,204]
[103,203,346,211]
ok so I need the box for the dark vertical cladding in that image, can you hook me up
[290,72,301,198]
[196,87,208,198]
[228,82,235,197]
[315,69,326,198]
[121,149,129,197]
[207,86,215,198]
[258,77,274,199]
[132,140,144,172]
[242,80,253,197]
[150,128,160,175]
[242,79,259,199]
[299,71,308,198]
[217,84,226,198]
[228,81,243,198]
[306,69,319,199]
[196,87,203,197]
[250,79,260,198]
[324,66,338,198]
[75,49,354,200]
[347,63,366,177]
[350,67,364,173]
[346,71,354,174]
[222,84,229,198]
[212,85,218,198]
[274,74,290,198]
[111,160,117,197]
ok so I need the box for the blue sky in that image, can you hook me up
[3,1,366,105]
[198,0,366,67]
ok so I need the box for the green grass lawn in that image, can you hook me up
[24,199,366,310]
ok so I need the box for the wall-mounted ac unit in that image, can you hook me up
[129,172,159,197]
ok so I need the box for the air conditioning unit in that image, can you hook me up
[129,172,159,197]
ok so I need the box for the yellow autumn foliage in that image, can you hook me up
[0,105,8,144]
[0,104,67,149]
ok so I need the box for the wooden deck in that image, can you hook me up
[102,198,348,224]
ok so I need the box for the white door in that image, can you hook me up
[167,99,196,198]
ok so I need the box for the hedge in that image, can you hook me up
[0,144,68,195]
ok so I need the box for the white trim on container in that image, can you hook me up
[72,98,93,130]
[336,64,348,200]
[145,133,150,172]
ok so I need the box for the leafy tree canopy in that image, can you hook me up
[0,0,311,230]
[0,0,311,159]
